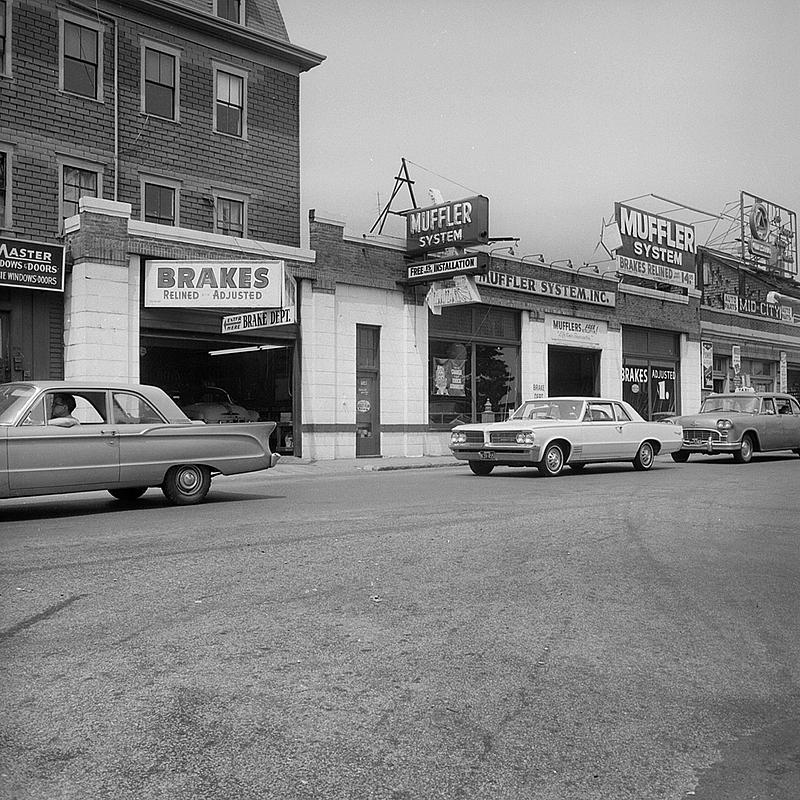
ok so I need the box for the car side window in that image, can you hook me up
[21,399,46,426]
[613,403,632,422]
[112,392,165,424]
[71,393,108,423]
[585,402,614,422]
[776,398,795,415]
[762,398,776,415]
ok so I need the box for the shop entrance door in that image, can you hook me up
[548,347,600,397]
[356,325,380,456]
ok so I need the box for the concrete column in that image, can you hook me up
[63,198,137,382]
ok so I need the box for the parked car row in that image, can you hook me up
[449,392,800,477]
[2,384,798,506]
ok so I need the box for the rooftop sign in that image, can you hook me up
[0,238,65,292]
[405,196,489,256]
[614,202,696,288]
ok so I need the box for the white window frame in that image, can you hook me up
[140,174,181,227]
[140,39,181,122]
[212,61,248,139]
[57,155,104,224]
[212,189,249,237]
[213,0,245,24]
[0,143,12,230]
[59,10,104,101]
[1,0,12,77]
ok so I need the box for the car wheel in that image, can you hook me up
[733,434,754,464]
[633,441,655,471]
[671,450,690,463]
[108,487,148,501]
[162,465,212,505]
[469,461,494,476]
[538,443,564,477]
[569,463,586,473]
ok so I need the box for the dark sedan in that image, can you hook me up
[665,391,800,463]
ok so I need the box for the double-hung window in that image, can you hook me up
[60,160,101,221]
[216,0,243,24]
[60,13,103,99]
[213,64,247,138]
[1,1,11,76]
[0,147,9,229]
[142,178,179,226]
[142,41,180,121]
[214,194,246,237]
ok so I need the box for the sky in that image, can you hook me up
[279,0,800,266]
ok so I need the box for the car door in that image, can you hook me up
[775,396,800,450]
[111,390,176,485]
[612,402,649,458]
[757,397,782,450]
[7,390,119,492]
[579,401,624,459]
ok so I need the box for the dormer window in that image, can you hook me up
[216,0,243,24]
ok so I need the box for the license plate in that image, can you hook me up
[479,450,495,460]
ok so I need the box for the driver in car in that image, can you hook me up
[49,393,80,427]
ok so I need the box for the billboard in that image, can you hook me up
[0,238,65,292]
[405,195,489,256]
[614,202,696,289]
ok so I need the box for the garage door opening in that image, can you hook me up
[140,339,296,455]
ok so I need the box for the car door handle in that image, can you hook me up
[100,429,119,437]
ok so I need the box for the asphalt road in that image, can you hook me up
[1,454,799,799]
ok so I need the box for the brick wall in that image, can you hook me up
[1,0,301,245]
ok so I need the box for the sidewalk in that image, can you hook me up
[272,453,466,476]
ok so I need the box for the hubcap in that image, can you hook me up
[547,448,562,473]
[177,468,201,493]
[641,444,653,466]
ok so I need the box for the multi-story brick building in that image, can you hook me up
[1,0,324,453]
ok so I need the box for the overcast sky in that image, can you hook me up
[279,0,800,266]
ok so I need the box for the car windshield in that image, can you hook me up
[0,383,37,425]
[510,400,584,421]
[700,395,759,414]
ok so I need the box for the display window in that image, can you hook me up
[429,306,520,426]
[622,326,680,420]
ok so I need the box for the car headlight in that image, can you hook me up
[717,419,733,431]
[450,431,467,445]
[515,431,535,445]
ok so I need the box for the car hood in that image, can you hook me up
[454,418,575,433]
[668,411,755,426]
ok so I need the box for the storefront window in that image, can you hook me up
[622,326,680,420]
[429,306,519,426]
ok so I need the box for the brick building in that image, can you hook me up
[1,0,323,454]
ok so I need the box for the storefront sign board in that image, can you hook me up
[0,237,65,292]
[221,272,297,332]
[544,315,606,347]
[476,270,616,307]
[780,351,788,393]
[144,260,284,308]
[405,196,489,256]
[406,253,488,284]
[614,202,696,288]
[723,292,795,323]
